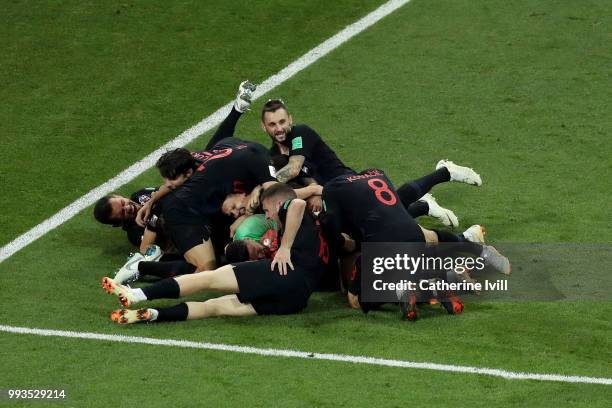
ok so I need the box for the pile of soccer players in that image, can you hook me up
[94,81,511,324]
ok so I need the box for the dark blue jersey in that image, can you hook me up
[270,124,353,185]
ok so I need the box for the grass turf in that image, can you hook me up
[2,333,610,408]
[0,0,382,246]
[1,0,611,406]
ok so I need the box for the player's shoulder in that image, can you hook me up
[277,198,295,220]
[291,124,319,136]
[244,140,269,155]
[212,136,242,148]
[341,168,392,185]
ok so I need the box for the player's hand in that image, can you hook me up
[135,203,152,227]
[306,195,323,213]
[247,186,262,214]
[271,246,294,275]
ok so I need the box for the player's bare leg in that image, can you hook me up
[185,295,256,319]
[174,264,239,295]
[184,239,216,272]
[102,264,240,308]
[110,295,256,324]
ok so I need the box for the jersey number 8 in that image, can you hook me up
[367,178,397,206]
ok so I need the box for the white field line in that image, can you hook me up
[0,0,412,263]
[1,324,610,385]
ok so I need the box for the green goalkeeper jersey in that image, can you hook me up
[233,214,277,241]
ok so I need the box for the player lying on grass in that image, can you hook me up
[101,183,329,324]
[104,81,285,272]
[92,186,247,284]
[146,136,277,272]
[134,81,321,240]
[129,134,330,273]
[224,202,343,291]
[223,161,481,263]
[320,168,511,320]
[112,184,315,283]
[96,81,259,283]
[93,187,167,252]
[224,214,279,262]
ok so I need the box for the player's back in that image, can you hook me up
[323,169,423,243]
[278,200,326,289]
[175,137,274,215]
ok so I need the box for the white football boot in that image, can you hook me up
[111,308,156,325]
[234,80,257,113]
[462,224,486,244]
[114,245,163,284]
[436,160,482,186]
[419,193,459,227]
[101,277,140,307]
[481,245,512,275]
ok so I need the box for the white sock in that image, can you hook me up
[132,288,148,302]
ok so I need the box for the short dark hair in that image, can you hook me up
[260,182,297,203]
[156,148,195,179]
[261,99,289,121]
[225,240,250,263]
[93,196,118,226]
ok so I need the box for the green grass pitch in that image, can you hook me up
[1,0,611,406]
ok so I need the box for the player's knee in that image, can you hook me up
[195,258,216,272]
[185,251,216,272]
[184,242,217,272]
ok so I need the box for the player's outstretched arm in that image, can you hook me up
[293,183,322,200]
[271,199,306,275]
[290,177,323,212]
[275,155,305,183]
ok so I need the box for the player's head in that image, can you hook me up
[221,193,248,218]
[261,182,297,222]
[225,239,267,262]
[93,195,140,226]
[261,99,293,144]
[156,148,195,190]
